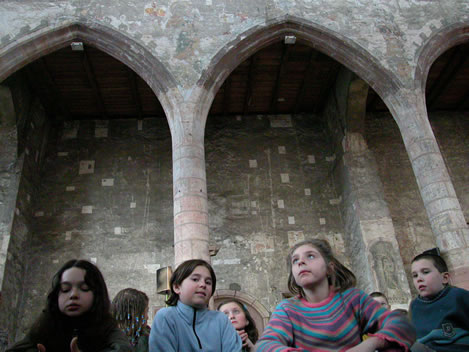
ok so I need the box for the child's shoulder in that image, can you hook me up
[155,305,177,320]
[451,285,469,295]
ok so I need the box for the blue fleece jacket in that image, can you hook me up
[410,286,469,352]
[149,301,242,352]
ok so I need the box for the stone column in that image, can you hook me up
[342,132,411,306]
[391,89,469,289]
[327,70,411,304]
[172,108,210,267]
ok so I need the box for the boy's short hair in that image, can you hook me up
[411,247,448,273]
[370,291,389,302]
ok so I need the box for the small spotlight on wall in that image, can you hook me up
[70,42,84,51]
[157,266,172,295]
[284,35,296,45]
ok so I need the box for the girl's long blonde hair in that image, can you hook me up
[287,239,356,297]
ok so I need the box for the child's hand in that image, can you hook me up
[237,330,255,351]
[37,344,46,352]
[346,336,387,352]
[70,337,82,352]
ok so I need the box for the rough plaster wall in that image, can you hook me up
[1,1,469,90]
[205,113,346,312]
[14,118,174,338]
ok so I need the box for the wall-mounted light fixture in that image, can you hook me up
[70,41,84,51]
[156,266,172,296]
[284,35,296,45]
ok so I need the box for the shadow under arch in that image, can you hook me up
[213,289,271,336]
[415,22,469,93]
[194,15,402,129]
[0,21,180,131]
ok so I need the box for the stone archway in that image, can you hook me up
[414,22,469,93]
[0,21,180,132]
[192,15,401,133]
[213,289,270,336]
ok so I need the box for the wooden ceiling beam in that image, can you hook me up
[80,46,107,119]
[243,55,256,116]
[128,68,143,119]
[269,44,291,114]
[37,57,72,120]
[24,64,57,120]
[294,49,318,115]
[427,47,465,109]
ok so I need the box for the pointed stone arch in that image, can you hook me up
[193,15,401,131]
[415,22,469,92]
[0,21,180,131]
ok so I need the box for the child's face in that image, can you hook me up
[411,258,449,298]
[219,302,249,330]
[174,265,213,308]
[58,267,94,317]
[372,296,390,310]
[291,244,329,290]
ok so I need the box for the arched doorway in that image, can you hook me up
[213,289,270,336]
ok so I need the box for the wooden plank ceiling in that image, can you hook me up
[16,40,469,121]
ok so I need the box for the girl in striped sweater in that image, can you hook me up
[256,239,415,351]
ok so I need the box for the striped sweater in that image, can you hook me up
[256,288,415,351]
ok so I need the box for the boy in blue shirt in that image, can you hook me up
[410,248,469,351]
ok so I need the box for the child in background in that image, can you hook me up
[218,299,258,352]
[112,288,150,352]
[149,259,241,352]
[256,239,415,351]
[6,259,131,352]
[370,292,391,310]
[410,248,469,351]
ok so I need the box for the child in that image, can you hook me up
[112,288,150,352]
[410,248,469,351]
[256,239,415,351]
[370,292,391,310]
[148,259,242,352]
[218,299,258,352]
[6,259,131,352]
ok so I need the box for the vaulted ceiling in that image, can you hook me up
[9,40,469,122]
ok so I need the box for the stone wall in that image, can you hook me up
[366,112,469,290]
[14,117,174,337]
[206,113,346,312]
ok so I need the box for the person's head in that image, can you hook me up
[411,248,449,298]
[287,239,356,297]
[369,292,390,310]
[166,259,216,308]
[217,299,259,344]
[112,288,149,344]
[393,308,408,316]
[47,259,111,321]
